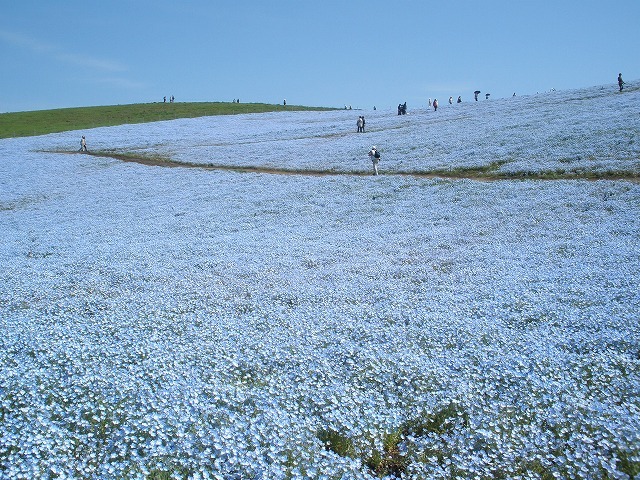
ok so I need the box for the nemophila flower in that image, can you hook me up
[1,85,639,478]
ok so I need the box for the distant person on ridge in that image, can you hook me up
[457,96,462,103]
[79,135,87,152]
[357,116,363,133]
[449,96,453,104]
[362,116,365,132]
[618,73,625,92]
[433,99,438,111]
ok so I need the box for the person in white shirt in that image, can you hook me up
[368,146,380,175]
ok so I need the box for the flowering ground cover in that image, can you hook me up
[1,83,639,479]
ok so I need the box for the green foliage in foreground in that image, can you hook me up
[318,402,469,478]
[0,102,336,139]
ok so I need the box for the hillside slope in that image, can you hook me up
[1,81,639,479]
[35,80,640,179]
[0,102,335,139]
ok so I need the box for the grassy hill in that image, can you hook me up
[0,101,336,139]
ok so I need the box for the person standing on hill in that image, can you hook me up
[79,135,87,152]
[368,146,380,175]
[618,73,625,91]
[357,116,363,133]
[433,99,438,111]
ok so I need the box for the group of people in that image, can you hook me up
[80,72,630,177]
[163,95,175,103]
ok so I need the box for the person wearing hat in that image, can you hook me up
[368,146,381,175]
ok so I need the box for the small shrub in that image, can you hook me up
[617,450,640,478]
[365,430,408,478]
[317,428,356,458]
[403,402,469,437]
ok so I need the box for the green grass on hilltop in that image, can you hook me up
[0,102,336,139]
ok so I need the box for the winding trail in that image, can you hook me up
[61,150,640,182]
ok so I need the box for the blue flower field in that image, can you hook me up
[1,83,639,479]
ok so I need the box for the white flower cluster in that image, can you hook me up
[1,82,639,478]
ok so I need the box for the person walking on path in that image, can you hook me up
[618,73,625,92]
[433,99,438,111]
[368,146,380,175]
[79,135,87,152]
[357,116,363,133]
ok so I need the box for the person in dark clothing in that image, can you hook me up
[618,73,625,92]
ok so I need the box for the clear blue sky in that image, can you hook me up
[1,0,638,113]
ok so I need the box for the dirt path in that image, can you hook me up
[62,150,640,183]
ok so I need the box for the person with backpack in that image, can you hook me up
[369,146,381,175]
